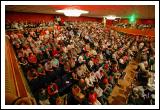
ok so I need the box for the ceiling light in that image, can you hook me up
[56,8,88,17]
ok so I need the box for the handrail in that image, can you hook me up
[5,38,19,96]
[6,38,30,97]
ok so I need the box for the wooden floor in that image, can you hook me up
[107,60,139,105]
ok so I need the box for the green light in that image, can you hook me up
[129,14,137,23]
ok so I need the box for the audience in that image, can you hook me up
[6,20,155,105]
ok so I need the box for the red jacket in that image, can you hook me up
[104,64,109,70]
[52,49,59,56]
[88,92,97,103]
[93,58,99,64]
[103,77,109,84]
[28,54,37,64]
[48,83,58,96]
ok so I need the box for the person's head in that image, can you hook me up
[95,83,99,88]
[80,78,85,84]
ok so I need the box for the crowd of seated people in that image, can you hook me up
[5,20,155,105]
[114,23,155,30]
[5,17,64,30]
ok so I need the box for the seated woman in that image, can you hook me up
[72,85,85,103]
[69,58,76,70]
[79,78,87,90]
[88,91,101,105]
[138,55,152,86]
[27,53,38,67]
[103,77,113,96]
[27,68,38,82]
[23,46,32,57]
[19,57,29,73]
[51,57,59,68]
[16,49,24,59]
[78,54,86,64]
[37,63,46,76]
[85,74,94,88]
[71,72,78,81]
[45,60,54,73]
[64,61,71,73]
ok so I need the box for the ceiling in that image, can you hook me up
[5,5,155,19]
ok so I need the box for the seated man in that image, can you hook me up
[89,72,98,84]
[138,56,152,86]
[45,60,54,72]
[38,88,50,105]
[103,79,113,96]
[81,64,90,74]
[94,83,107,105]
[94,67,104,80]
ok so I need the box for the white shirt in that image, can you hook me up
[78,56,85,63]
[85,77,93,87]
[139,42,144,49]
[90,50,97,56]
[119,58,124,64]
[95,69,103,80]
[94,86,103,97]
[88,60,94,67]
[90,74,97,83]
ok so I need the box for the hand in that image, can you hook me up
[14,97,37,105]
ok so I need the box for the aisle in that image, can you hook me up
[107,60,139,104]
